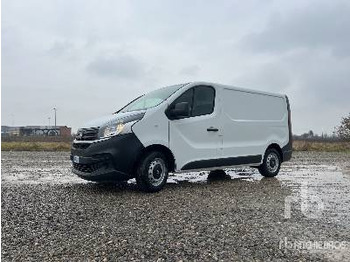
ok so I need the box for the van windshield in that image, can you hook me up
[119,84,185,113]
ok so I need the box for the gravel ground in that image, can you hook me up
[1,151,350,261]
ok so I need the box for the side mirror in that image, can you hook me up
[167,102,190,119]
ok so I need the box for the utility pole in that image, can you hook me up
[53,108,57,127]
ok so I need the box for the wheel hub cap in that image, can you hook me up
[266,153,279,173]
[148,158,166,187]
[153,164,162,179]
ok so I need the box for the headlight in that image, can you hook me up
[100,120,137,138]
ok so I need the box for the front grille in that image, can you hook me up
[76,127,99,141]
[73,162,103,173]
[72,143,91,150]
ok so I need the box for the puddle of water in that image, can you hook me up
[124,168,262,185]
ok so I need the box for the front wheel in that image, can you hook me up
[258,148,281,177]
[136,151,169,192]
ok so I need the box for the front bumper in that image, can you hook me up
[70,133,144,182]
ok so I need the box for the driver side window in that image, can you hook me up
[171,88,194,113]
[192,86,215,116]
[169,85,215,119]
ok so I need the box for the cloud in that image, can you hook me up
[86,55,145,79]
[2,0,350,135]
[179,65,200,76]
[234,61,292,92]
[242,1,350,56]
[233,1,350,134]
[48,40,74,57]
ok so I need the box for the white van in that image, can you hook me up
[71,82,292,192]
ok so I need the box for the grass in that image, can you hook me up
[1,142,71,152]
[292,140,350,152]
[1,140,350,152]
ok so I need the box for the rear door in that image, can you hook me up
[168,85,222,170]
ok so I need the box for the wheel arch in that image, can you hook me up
[265,143,283,162]
[135,144,176,173]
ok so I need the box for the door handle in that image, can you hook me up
[207,127,219,132]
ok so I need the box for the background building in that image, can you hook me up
[1,126,72,137]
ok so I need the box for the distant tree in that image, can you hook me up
[308,130,314,137]
[335,113,350,141]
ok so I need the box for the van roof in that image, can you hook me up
[185,81,286,98]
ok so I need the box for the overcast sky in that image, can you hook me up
[2,0,350,134]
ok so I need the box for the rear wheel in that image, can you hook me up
[258,148,281,177]
[136,151,169,192]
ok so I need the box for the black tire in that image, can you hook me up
[136,151,169,192]
[258,148,281,177]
